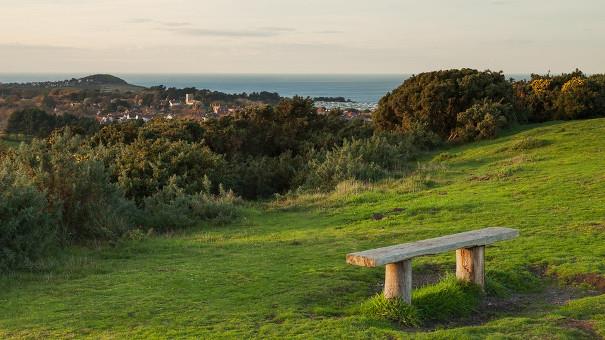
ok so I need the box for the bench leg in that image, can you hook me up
[384,260,412,303]
[456,246,485,289]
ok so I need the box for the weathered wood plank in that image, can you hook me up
[347,227,518,267]
[384,260,412,302]
[456,246,485,288]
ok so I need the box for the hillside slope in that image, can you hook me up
[2,119,605,338]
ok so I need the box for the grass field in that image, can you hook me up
[2,119,605,338]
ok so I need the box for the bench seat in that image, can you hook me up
[347,227,518,267]
[346,227,519,303]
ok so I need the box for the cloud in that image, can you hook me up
[259,26,296,32]
[316,30,344,34]
[128,18,293,38]
[127,18,191,27]
[163,27,280,37]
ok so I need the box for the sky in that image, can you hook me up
[1,0,604,74]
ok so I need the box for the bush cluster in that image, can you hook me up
[514,70,605,122]
[375,68,605,142]
[452,100,517,142]
[5,108,98,138]
[0,130,241,271]
[373,69,513,138]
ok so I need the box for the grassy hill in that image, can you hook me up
[2,119,605,338]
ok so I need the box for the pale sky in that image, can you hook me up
[1,0,604,74]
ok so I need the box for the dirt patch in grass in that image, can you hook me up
[566,273,605,293]
[470,174,493,181]
[418,282,600,331]
[559,318,601,339]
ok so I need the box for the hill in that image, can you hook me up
[79,74,129,85]
[1,119,605,338]
[0,74,144,92]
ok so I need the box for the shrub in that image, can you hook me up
[109,137,225,203]
[452,100,516,142]
[303,132,428,191]
[224,153,301,199]
[556,77,605,119]
[0,163,58,271]
[6,131,136,242]
[373,69,513,138]
[141,176,240,232]
[5,108,98,138]
[514,69,605,122]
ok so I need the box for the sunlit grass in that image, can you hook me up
[2,119,605,338]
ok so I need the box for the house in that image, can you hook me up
[169,100,183,108]
[185,93,201,106]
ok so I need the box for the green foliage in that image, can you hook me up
[89,97,374,200]
[514,69,605,122]
[141,177,240,232]
[109,138,225,204]
[5,108,98,138]
[303,132,430,190]
[225,153,301,199]
[360,295,421,327]
[0,164,58,272]
[5,108,55,137]
[453,100,517,142]
[374,69,512,138]
[5,130,136,242]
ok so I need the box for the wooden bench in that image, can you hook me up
[346,227,519,303]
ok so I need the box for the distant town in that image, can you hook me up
[0,74,373,129]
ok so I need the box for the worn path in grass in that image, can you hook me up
[2,119,605,338]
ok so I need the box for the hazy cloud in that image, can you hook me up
[316,30,344,34]
[128,18,292,38]
[127,18,192,27]
[259,26,296,32]
[163,27,280,38]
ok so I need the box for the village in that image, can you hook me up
[97,93,373,124]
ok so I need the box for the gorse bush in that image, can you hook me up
[109,137,225,204]
[0,164,58,271]
[514,70,605,122]
[225,153,301,199]
[142,176,241,232]
[6,131,136,242]
[303,132,433,190]
[453,100,517,142]
[374,69,513,138]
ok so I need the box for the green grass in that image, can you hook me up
[3,119,605,338]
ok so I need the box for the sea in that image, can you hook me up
[0,73,530,104]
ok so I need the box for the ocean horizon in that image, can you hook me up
[0,73,531,104]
